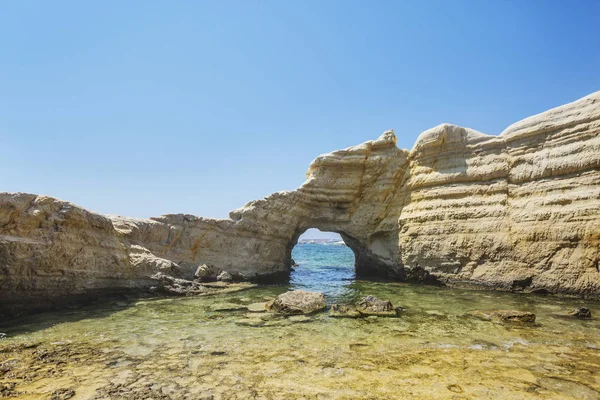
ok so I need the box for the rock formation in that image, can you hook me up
[1,91,599,314]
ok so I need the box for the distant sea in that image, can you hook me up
[290,241,356,301]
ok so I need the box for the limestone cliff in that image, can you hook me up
[1,91,599,313]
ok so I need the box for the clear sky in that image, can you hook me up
[2,1,599,230]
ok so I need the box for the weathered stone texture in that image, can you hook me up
[1,91,599,312]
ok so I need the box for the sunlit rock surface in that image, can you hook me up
[1,91,599,312]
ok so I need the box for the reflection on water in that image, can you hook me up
[1,244,599,399]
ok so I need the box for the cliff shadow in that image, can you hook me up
[0,289,153,338]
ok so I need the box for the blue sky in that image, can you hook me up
[2,1,599,232]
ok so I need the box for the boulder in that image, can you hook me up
[266,290,327,315]
[468,310,536,323]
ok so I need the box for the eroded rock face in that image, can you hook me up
[1,91,600,313]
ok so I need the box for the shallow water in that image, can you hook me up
[1,244,599,399]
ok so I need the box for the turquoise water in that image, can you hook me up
[290,242,355,302]
[1,243,600,399]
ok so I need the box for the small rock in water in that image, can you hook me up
[216,271,233,282]
[568,307,591,319]
[329,304,362,318]
[0,333,6,340]
[246,302,268,312]
[468,310,536,323]
[266,290,327,315]
[356,296,402,317]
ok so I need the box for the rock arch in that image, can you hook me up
[2,90,600,312]
[111,91,600,296]
[105,129,408,284]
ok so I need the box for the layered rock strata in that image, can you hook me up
[1,91,599,313]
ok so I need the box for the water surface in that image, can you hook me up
[1,244,599,399]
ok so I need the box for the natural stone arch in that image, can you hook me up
[102,91,600,298]
[113,129,409,282]
[251,130,409,281]
[285,226,391,280]
[3,90,600,312]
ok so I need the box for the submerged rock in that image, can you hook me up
[194,264,220,282]
[266,290,327,315]
[568,307,592,319]
[553,307,593,320]
[329,304,362,318]
[330,298,404,318]
[246,302,268,312]
[356,296,402,317]
[468,310,536,323]
[244,312,276,321]
[235,318,265,327]
[264,319,292,327]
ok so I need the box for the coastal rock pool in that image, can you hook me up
[1,243,599,399]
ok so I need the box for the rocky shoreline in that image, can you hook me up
[1,91,600,314]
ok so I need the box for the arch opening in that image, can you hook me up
[284,225,404,285]
[289,229,356,301]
